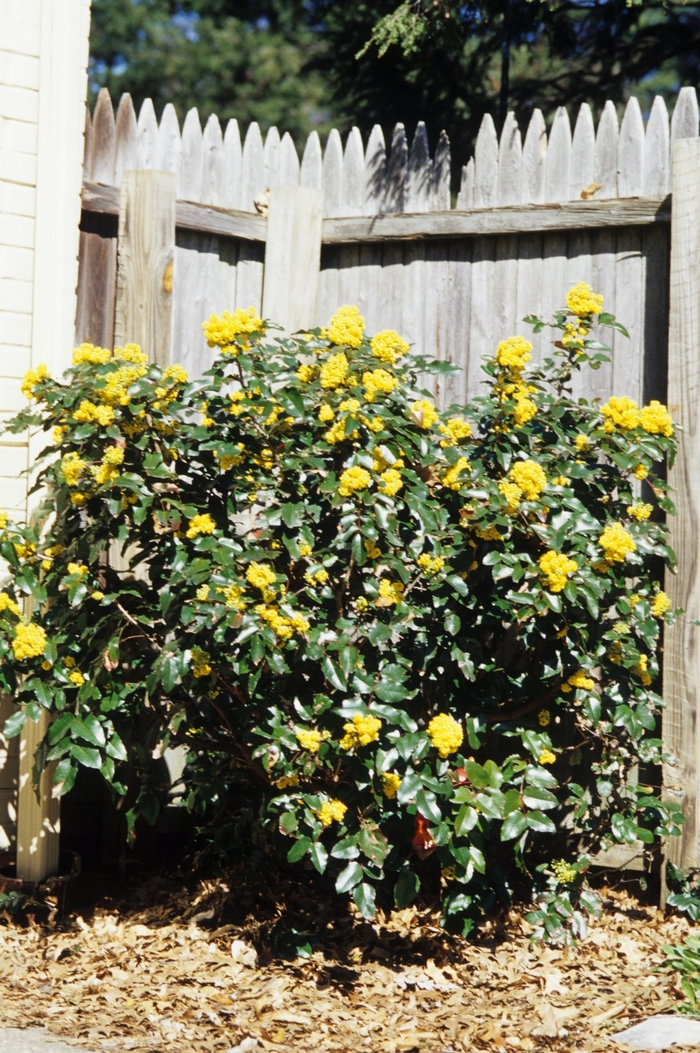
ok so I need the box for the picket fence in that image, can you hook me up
[18,84,689,882]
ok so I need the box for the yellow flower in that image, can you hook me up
[538,709,551,727]
[539,748,556,765]
[538,550,577,593]
[298,542,313,557]
[640,400,673,437]
[410,399,439,429]
[68,670,85,687]
[218,444,245,471]
[191,648,212,678]
[338,465,371,498]
[381,772,402,799]
[64,656,76,668]
[513,396,537,426]
[608,640,623,664]
[634,464,648,480]
[246,562,277,591]
[364,539,381,559]
[327,305,364,348]
[567,670,595,691]
[651,591,671,618]
[73,400,116,427]
[475,525,502,541]
[52,425,68,445]
[0,593,20,617]
[318,799,348,826]
[90,591,104,602]
[275,773,300,790]
[627,502,652,521]
[378,467,403,496]
[60,451,86,487]
[320,351,350,390]
[417,553,445,575]
[72,343,112,365]
[552,859,577,884]
[575,434,590,452]
[12,622,47,661]
[566,282,603,317]
[427,713,463,759]
[67,563,88,576]
[296,728,322,753]
[102,446,125,467]
[599,522,636,563]
[363,368,397,403]
[324,418,357,445]
[202,307,263,350]
[0,512,7,531]
[296,363,316,382]
[21,364,49,400]
[376,579,404,606]
[355,596,369,611]
[340,713,382,750]
[163,363,188,385]
[318,403,334,422]
[216,583,247,611]
[370,329,409,364]
[442,456,471,491]
[438,417,472,446]
[186,513,216,539]
[495,336,532,371]
[510,459,546,501]
[93,463,119,487]
[13,542,36,560]
[498,480,522,511]
[632,653,652,686]
[600,396,640,432]
[256,604,309,639]
[304,567,329,586]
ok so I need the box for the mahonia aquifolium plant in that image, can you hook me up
[0,287,682,940]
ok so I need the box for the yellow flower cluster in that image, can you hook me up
[438,417,472,446]
[566,282,604,317]
[575,434,590,452]
[632,653,652,686]
[363,368,397,402]
[510,459,547,501]
[338,465,371,498]
[381,772,402,798]
[599,522,636,563]
[73,344,112,365]
[634,464,648,480]
[539,748,556,765]
[0,593,20,617]
[73,400,115,427]
[217,444,245,471]
[186,513,216,539]
[364,539,381,559]
[296,728,322,753]
[327,305,364,348]
[443,456,471,491]
[640,400,674,437]
[475,525,502,541]
[275,773,300,790]
[410,399,439,429]
[651,591,671,618]
[340,713,382,750]
[377,579,404,605]
[191,648,212,678]
[202,307,263,350]
[552,859,577,884]
[68,670,85,687]
[496,336,532,371]
[163,364,188,386]
[60,452,86,487]
[498,480,523,512]
[427,712,463,759]
[12,622,47,660]
[256,604,309,639]
[378,467,403,496]
[215,583,247,611]
[627,502,652,521]
[246,563,277,591]
[0,512,7,530]
[318,799,347,826]
[67,563,88,576]
[318,403,334,423]
[538,709,551,727]
[320,351,350,390]
[538,550,577,593]
[296,363,316,383]
[370,329,409,364]
[21,364,49,400]
[563,670,595,692]
[304,567,329,586]
[417,553,445,575]
[601,396,673,438]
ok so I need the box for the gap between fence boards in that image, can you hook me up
[82,182,671,244]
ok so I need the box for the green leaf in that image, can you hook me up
[522,786,558,811]
[309,841,328,874]
[501,811,527,840]
[394,870,420,908]
[330,836,360,859]
[336,860,363,893]
[416,789,441,824]
[526,809,556,833]
[444,612,461,636]
[321,656,346,691]
[352,881,376,919]
[70,743,102,769]
[287,837,311,862]
[455,804,478,835]
[3,710,27,739]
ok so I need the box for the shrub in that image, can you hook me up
[0,289,682,937]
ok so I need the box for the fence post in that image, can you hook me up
[663,136,700,874]
[114,170,176,365]
[261,185,323,332]
[16,711,61,882]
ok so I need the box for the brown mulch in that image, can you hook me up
[0,866,696,1052]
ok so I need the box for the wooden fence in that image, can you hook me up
[8,84,695,879]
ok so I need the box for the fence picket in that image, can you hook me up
[279,132,300,186]
[114,93,139,186]
[384,123,407,214]
[138,98,159,169]
[497,112,522,206]
[671,86,699,141]
[595,100,619,198]
[545,106,572,202]
[364,125,386,216]
[407,122,431,212]
[157,103,181,176]
[618,96,645,198]
[323,128,343,218]
[360,125,386,327]
[474,114,498,208]
[456,158,474,210]
[265,126,281,188]
[342,127,365,215]
[570,103,596,199]
[201,114,224,206]
[179,108,203,202]
[300,131,323,191]
[240,122,265,213]
[223,118,242,208]
[431,130,450,211]
[521,110,546,205]
[90,87,116,185]
[644,96,670,197]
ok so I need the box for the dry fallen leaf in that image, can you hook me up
[581,182,603,199]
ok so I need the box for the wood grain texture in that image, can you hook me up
[176,203,265,240]
[644,96,670,198]
[407,122,431,213]
[618,96,645,198]
[114,170,176,366]
[384,124,407,214]
[240,122,265,213]
[431,130,451,212]
[497,112,522,206]
[137,97,158,169]
[300,130,323,191]
[279,132,300,187]
[474,114,498,208]
[671,86,699,142]
[364,125,386,216]
[261,185,323,333]
[16,709,59,882]
[90,86,115,184]
[521,109,546,206]
[323,128,343,218]
[342,127,364,216]
[663,136,700,869]
[570,103,595,199]
[545,106,572,203]
[157,103,181,177]
[223,118,242,208]
[179,108,203,202]
[264,126,281,189]
[201,114,224,206]
[74,229,117,347]
[595,100,619,199]
[456,158,474,210]
[114,93,138,186]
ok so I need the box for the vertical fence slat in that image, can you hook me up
[474,114,498,208]
[671,86,699,143]
[497,112,522,206]
[567,229,594,401]
[456,158,474,210]
[407,121,431,213]
[75,227,117,348]
[157,103,181,176]
[300,131,323,191]
[262,186,323,332]
[137,98,159,169]
[570,103,596,199]
[384,123,407,214]
[359,125,386,331]
[663,136,700,873]
[515,233,543,362]
[179,108,203,202]
[431,130,450,211]
[521,109,546,205]
[223,118,242,209]
[424,240,451,404]
[82,101,93,182]
[323,128,344,218]
[618,96,645,198]
[545,106,572,202]
[466,238,496,397]
[114,93,139,186]
[595,101,619,199]
[644,96,670,197]
[443,241,472,406]
[364,124,386,216]
[279,132,300,187]
[587,228,616,402]
[201,114,224,206]
[264,126,281,188]
[240,122,265,213]
[90,87,115,184]
[342,127,365,216]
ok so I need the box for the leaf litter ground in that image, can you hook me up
[0,865,698,1053]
